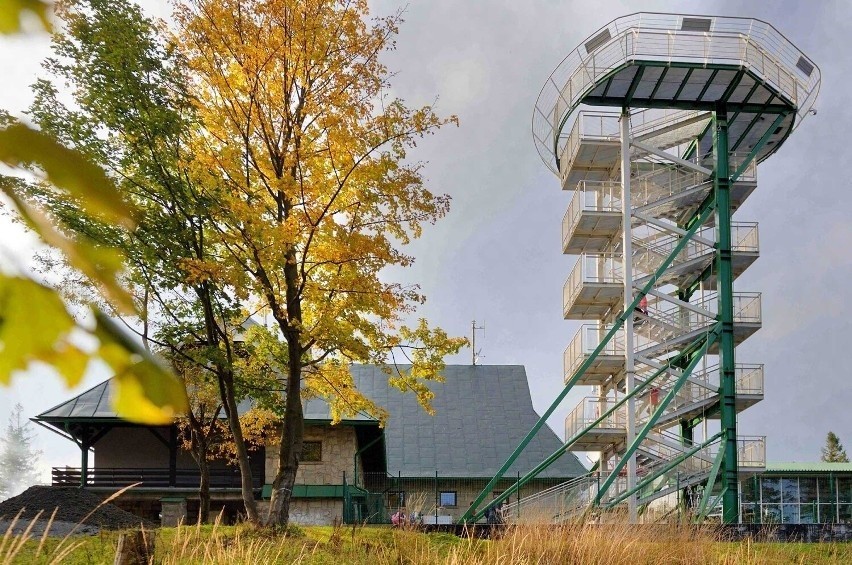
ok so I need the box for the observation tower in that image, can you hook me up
[462,13,820,524]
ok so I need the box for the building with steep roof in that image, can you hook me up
[34,364,586,525]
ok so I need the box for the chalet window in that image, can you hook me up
[439,491,457,507]
[387,491,406,508]
[302,441,322,462]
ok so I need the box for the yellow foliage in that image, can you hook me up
[172,0,467,418]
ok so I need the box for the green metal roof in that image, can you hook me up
[764,462,852,473]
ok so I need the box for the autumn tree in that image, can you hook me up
[17,0,261,519]
[0,404,42,499]
[0,3,185,424]
[175,0,466,525]
[821,431,849,463]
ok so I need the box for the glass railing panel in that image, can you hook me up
[564,397,627,440]
[563,253,624,313]
[562,180,622,247]
[735,364,764,395]
[737,436,766,468]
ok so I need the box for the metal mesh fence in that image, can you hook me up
[342,471,567,525]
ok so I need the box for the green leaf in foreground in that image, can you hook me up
[0,123,136,228]
[95,311,188,424]
[0,274,76,382]
[0,177,136,314]
[0,274,187,424]
[0,0,52,34]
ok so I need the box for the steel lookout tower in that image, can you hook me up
[463,12,820,525]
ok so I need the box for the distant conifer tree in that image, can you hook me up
[821,431,850,463]
[0,404,42,500]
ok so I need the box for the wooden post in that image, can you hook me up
[114,530,154,565]
[169,425,178,487]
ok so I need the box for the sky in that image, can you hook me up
[1,0,851,481]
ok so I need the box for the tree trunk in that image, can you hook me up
[198,454,211,524]
[187,418,212,524]
[197,282,259,523]
[265,346,304,527]
[219,370,259,523]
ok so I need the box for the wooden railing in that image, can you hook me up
[52,467,264,489]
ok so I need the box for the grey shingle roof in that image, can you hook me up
[36,364,587,479]
[309,364,587,479]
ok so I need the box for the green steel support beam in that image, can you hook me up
[624,66,646,106]
[714,103,739,524]
[696,70,720,102]
[465,344,702,523]
[459,202,717,524]
[595,327,719,504]
[581,97,790,115]
[601,75,615,98]
[730,113,788,182]
[721,70,746,103]
[648,66,669,100]
[673,68,695,101]
[606,431,723,508]
[695,445,726,520]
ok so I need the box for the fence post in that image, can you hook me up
[517,471,521,519]
[435,470,440,524]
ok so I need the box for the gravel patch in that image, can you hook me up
[0,486,154,531]
[0,518,99,538]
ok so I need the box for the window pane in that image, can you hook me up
[439,492,457,507]
[761,478,781,503]
[819,504,836,523]
[800,503,817,524]
[741,504,757,524]
[781,478,799,504]
[762,504,781,524]
[741,479,757,503]
[840,504,852,524]
[387,491,406,508]
[818,477,833,503]
[782,504,799,524]
[303,441,322,462]
[838,478,852,504]
[799,478,817,505]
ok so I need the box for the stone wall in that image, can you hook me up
[264,425,357,484]
[256,499,342,526]
[160,498,187,527]
[381,480,561,523]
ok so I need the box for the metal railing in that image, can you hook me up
[564,223,759,314]
[562,180,621,249]
[563,324,626,382]
[737,436,766,468]
[534,13,820,173]
[563,253,622,315]
[51,466,264,489]
[564,396,628,441]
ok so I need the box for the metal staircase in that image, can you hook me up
[463,12,819,527]
[532,107,768,521]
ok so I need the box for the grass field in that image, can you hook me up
[3,520,852,564]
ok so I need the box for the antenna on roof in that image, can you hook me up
[471,320,484,365]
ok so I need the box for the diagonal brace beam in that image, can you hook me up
[460,201,717,524]
[595,326,720,503]
[635,354,719,392]
[631,139,713,176]
[461,343,703,523]
[639,287,717,319]
[606,430,724,507]
[696,445,726,520]
[632,212,716,247]
[729,113,787,183]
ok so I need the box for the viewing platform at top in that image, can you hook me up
[533,13,820,177]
